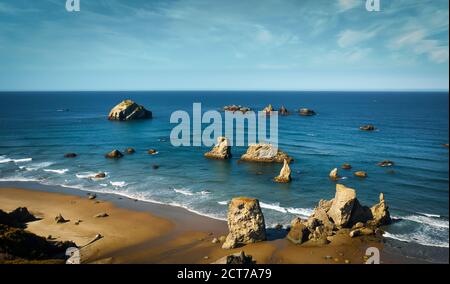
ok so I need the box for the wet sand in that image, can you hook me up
[0,187,396,264]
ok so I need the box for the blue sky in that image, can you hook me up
[0,0,448,91]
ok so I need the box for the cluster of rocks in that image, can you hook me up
[108,100,152,121]
[287,184,391,245]
[223,105,251,113]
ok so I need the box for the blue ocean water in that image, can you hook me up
[0,91,448,249]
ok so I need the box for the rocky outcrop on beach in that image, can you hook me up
[222,197,266,249]
[204,137,232,160]
[274,159,291,183]
[108,100,152,121]
[286,184,392,245]
[360,125,376,131]
[223,105,251,113]
[240,144,293,164]
[299,108,316,116]
[212,251,255,264]
[105,150,124,159]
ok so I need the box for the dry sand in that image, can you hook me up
[0,187,386,264]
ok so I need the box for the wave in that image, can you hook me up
[0,157,32,164]
[76,172,108,179]
[174,188,194,196]
[418,212,441,218]
[383,231,449,248]
[217,201,228,205]
[0,177,40,182]
[259,202,313,218]
[110,181,127,188]
[43,169,69,174]
[393,214,449,229]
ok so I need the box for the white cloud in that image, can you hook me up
[337,29,377,48]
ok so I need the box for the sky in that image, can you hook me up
[0,0,448,91]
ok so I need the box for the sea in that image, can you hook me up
[0,91,448,261]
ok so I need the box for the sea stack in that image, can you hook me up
[299,108,316,116]
[329,168,339,180]
[222,197,266,249]
[204,137,232,160]
[240,144,293,163]
[274,159,291,183]
[108,99,152,121]
[262,104,275,115]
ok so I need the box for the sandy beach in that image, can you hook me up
[0,186,401,264]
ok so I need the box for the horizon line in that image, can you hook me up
[0,89,449,93]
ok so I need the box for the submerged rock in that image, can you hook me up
[125,148,135,154]
[222,197,266,249]
[299,108,316,116]
[240,144,293,163]
[64,153,77,158]
[360,125,376,131]
[105,150,124,159]
[378,160,394,167]
[108,99,152,121]
[329,168,339,180]
[342,164,352,170]
[204,137,232,160]
[274,159,291,183]
[148,149,158,155]
[354,171,368,178]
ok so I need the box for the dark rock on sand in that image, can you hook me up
[54,214,68,224]
[299,108,316,116]
[105,150,123,159]
[204,137,232,160]
[94,213,109,218]
[212,251,255,264]
[8,207,37,224]
[360,125,376,131]
[108,99,152,121]
[240,144,293,163]
[88,193,97,200]
[222,197,266,249]
[378,160,394,167]
[64,153,77,158]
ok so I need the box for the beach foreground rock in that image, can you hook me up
[240,144,293,163]
[108,99,152,121]
[204,137,232,160]
[222,197,266,249]
[274,159,291,183]
[212,251,255,264]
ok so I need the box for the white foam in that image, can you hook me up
[200,190,211,195]
[383,231,449,248]
[418,212,441,218]
[44,169,69,174]
[398,215,449,229]
[110,181,127,188]
[76,172,97,179]
[218,201,228,205]
[174,188,194,196]
[286,207,314,218]
[0,177,40,182]
[0,157,32,164]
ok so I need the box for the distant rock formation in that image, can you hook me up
[354,171,368,178]
[360,125,376,131]
[105,150,124,159]
[329,168,339,180]
[299,108,316,116]
[240,144,293,163]
[342,163,352,170]
[262,104,275,115]
[274,159,291,183]
[204,137,232,160]
[279,106,289,116]
[222,197,266,249]
[286,184,392,245]
[108,99,152,121]
[223,105,251,113]
[378,160,394,167]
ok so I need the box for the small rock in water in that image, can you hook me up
[341,163,352,170]
[94,213,109,218]
[152,165,160,170]
[64,153,77,158]
[354,171,368,178]
[360,124,376,131]
[148,149,158,155]
[378,160,394,167]
[299,108,316,116]
[105,150,124,159]
[126,148,135,154]
[329,168,339,180]
[274,224,283,230]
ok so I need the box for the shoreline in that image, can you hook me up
[1,182,447,263]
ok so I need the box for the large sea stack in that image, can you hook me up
[204,137,232,160]
[108,100,152,121]
[240,144,293,163]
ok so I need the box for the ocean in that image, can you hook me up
[0,91,448,256]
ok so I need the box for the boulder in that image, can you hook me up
[369,193,391,226]
[342,164,352,170]
[105,150,123,159]
[287,218,310,244]
[308,207,335,233]
[204,137,232,160]
[64,153,77,158]
[240,144,293,164]
[299,108,316,116]
[279,106,289,116]
[378,160,394,167]
[274,159,291,183]
[212,251,255,264]
[222,197,266,249]
[360,125,376,131]
[108,100,152,121]
[88,194,97,200]
[126,148,135,154]
[329,168,339,180]
[327,184,357,228]
[148,149,158,155]
[354,171,368,178]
